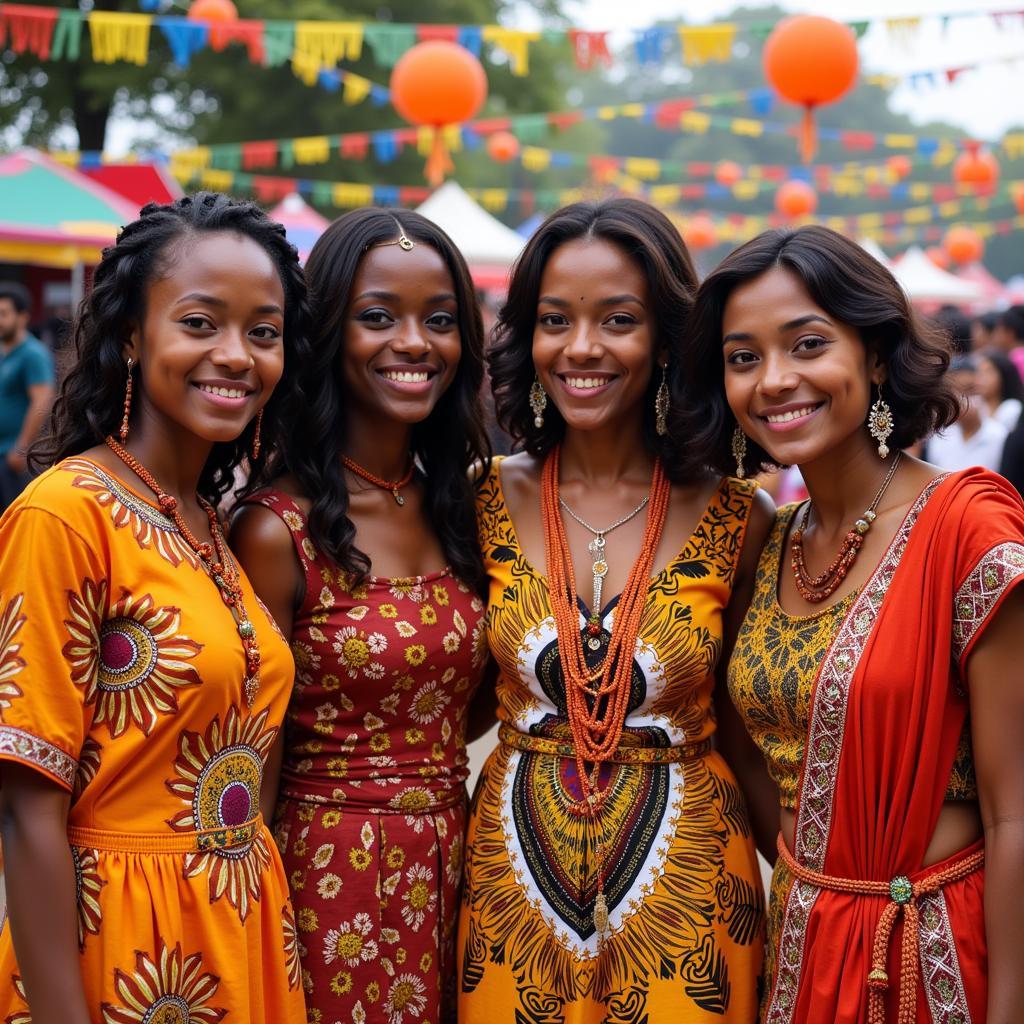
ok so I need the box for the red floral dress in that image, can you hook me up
[245,491,487,1024]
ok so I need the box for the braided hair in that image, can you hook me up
[33,192,312,505]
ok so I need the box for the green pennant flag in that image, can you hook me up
[279,140,295,170]
[363,24,417,67]
[511,114,549,144]
[263,21,295,69]
[849,21,870,39]
[52,10,83,61]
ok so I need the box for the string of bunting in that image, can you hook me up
[1,2,1022,82]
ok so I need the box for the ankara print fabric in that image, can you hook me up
[457,461,765,1023]
[0,460,305,1022]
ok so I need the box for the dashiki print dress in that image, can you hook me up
[245,490,487,1024]
[457,460,766,1024]
[0,458,305,1021]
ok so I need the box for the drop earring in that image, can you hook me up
[867,386,894,459]
[731,425,748,479]
[119,358,134,442]
[251,408,263,461]
[529,377,548,429]
[655,365,669,436]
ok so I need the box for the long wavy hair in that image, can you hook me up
[252,207,491,594]
[672,225,960,478]
[487,198,700,481]
[32,192,311,505]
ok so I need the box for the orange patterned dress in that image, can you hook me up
[0,458,305,1021]
[245,490,488,1024]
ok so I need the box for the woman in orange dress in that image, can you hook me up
[680,225,1024,1022]
[0,194,310,1022]
[231,208,491,1023]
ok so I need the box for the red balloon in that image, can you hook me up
[486,131,520,163]
[887,155,912,181]
[390,41,488,127]
[775,180,818,218]
[682,215,718,250]
[1013,182,1024,216]
[952,148,999,191]
[714,161,742,186]
[187,0,238,22]
[763,16,858,106]
[943,225,984,265]
[925,246,950,270]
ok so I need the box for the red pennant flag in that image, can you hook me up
[242,141,278,170]
[568,30,612,71]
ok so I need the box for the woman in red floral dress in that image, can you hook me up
[232,208,491,1023]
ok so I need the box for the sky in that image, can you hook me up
[557,0,1024,140]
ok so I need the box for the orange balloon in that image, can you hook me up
[486,131,520,163]
[714,161,742,186]
[683,215,718,250]
[187,0,238,22]
[952,148,999,189]
[775,180,818,218]
[887,155,912,181]
[1013,182,1024,216]
[390,41,488,127]
[943,225,984,265]
[925,246,950,270]
[763,16,859,107]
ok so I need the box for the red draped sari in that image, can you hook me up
[764,469,1024,1024]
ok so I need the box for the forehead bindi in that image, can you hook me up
[540,238,647,305]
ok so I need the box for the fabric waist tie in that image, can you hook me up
[279,774,466,813]
[776,832,984,1024]
[67,815,263,854]
[498,723,712,764]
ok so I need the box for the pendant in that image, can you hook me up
[244,672,260,707]
[588,637,601,650]
[593,891,609,933]
[392,489,405,506]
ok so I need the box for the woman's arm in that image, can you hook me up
[466,658,500,744]
[0,764,90,1024]
[966,586,1024,1024]
[230,504,302,823]
[715,487,780,863]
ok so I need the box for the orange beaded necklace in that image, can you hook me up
[540,445,671,936]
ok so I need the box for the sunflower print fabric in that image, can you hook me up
[0,459,305,1021]
[245,489,487,1024]
[457,460,766,1024]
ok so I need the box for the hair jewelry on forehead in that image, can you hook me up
[372,220,415,252]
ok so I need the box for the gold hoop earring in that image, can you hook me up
[867,386,894,459]
[731,425,748,479]
[529,377,548,429]
[655,365,669,436]
[119,358,134,442]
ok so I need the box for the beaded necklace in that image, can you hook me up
[541,445,671,937]
[105,436,261,706]
[341,454,415,506]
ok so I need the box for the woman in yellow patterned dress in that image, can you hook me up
[0,195,309,1022]
[457,199,773,1023]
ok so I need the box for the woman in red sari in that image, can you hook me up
[677,225,1024,1024]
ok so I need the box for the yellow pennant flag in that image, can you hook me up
[937,200,962,218]
[293,22,364,85]
[482,27,539,76]
[730,118,763,138]
[903,207,931,224]
[332,183,374,208]
[479,189,508,213]
[200,169,235,192]
[1002,134,1024,160]
[169,147,213,178]
[649,185,681,206]
[679,111,711,134]
[521,147,552,172]
[558,188,585,206]
[624,157,661,181]
[677,24,736,66]
[731,181,760,201]
[884,134,916,150]
[342,74,373,106]
[88,11,152,66]
[293,136,331,165]
[909,183,931,201]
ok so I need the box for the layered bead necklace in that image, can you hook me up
[105,436,262,706]
[341,454,415,506]
[790,452,902,603]
[541,446,671,937]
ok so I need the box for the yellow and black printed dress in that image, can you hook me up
[457,460,766,1024]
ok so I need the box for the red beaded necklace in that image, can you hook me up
[105,436,261,706]
[341,455,415,506]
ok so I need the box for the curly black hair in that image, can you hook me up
[32,192,311,505]
[250,207,491,595]
[487,198,700,480]
[671,225,960,478]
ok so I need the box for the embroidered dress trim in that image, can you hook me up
[951,542,1024,664]
[0,723,77,788]
[764,474,946,1024]
[919,890,973,1024]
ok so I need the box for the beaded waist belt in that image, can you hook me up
[66,815,263,854]
[776,833,984,1024]
[498,724,712,764]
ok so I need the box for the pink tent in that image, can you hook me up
[267,194,329,264]
[956,262,1006,306]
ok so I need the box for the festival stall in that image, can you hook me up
[893,245,984,306]
[267,193,330,264]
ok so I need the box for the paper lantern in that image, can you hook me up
[887,155,912,181]
[925,246,950,270]
[391,41,487,186]
[775,180,818,218]
[683,215,718,250]
[943,225,984,265]
[714,161,742,186]
[763,15,858,162]
[486,131,520,163]
[952,147,999,192]
[1013,182,1024,216]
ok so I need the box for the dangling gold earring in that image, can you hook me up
[731,425,748,479]
[251,408,264,461]
[529,377,548,429]
[655,365,669,436]
[867,385,894,459]
[119,358,134,442]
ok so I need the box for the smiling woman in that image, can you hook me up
[0,193,311,1024]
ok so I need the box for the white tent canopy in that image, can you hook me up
[857,237,892,269]
[416,181,524,270]
[892,246,983,303]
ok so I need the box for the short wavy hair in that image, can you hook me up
[488,198,698,478]
[671,225,960,478]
